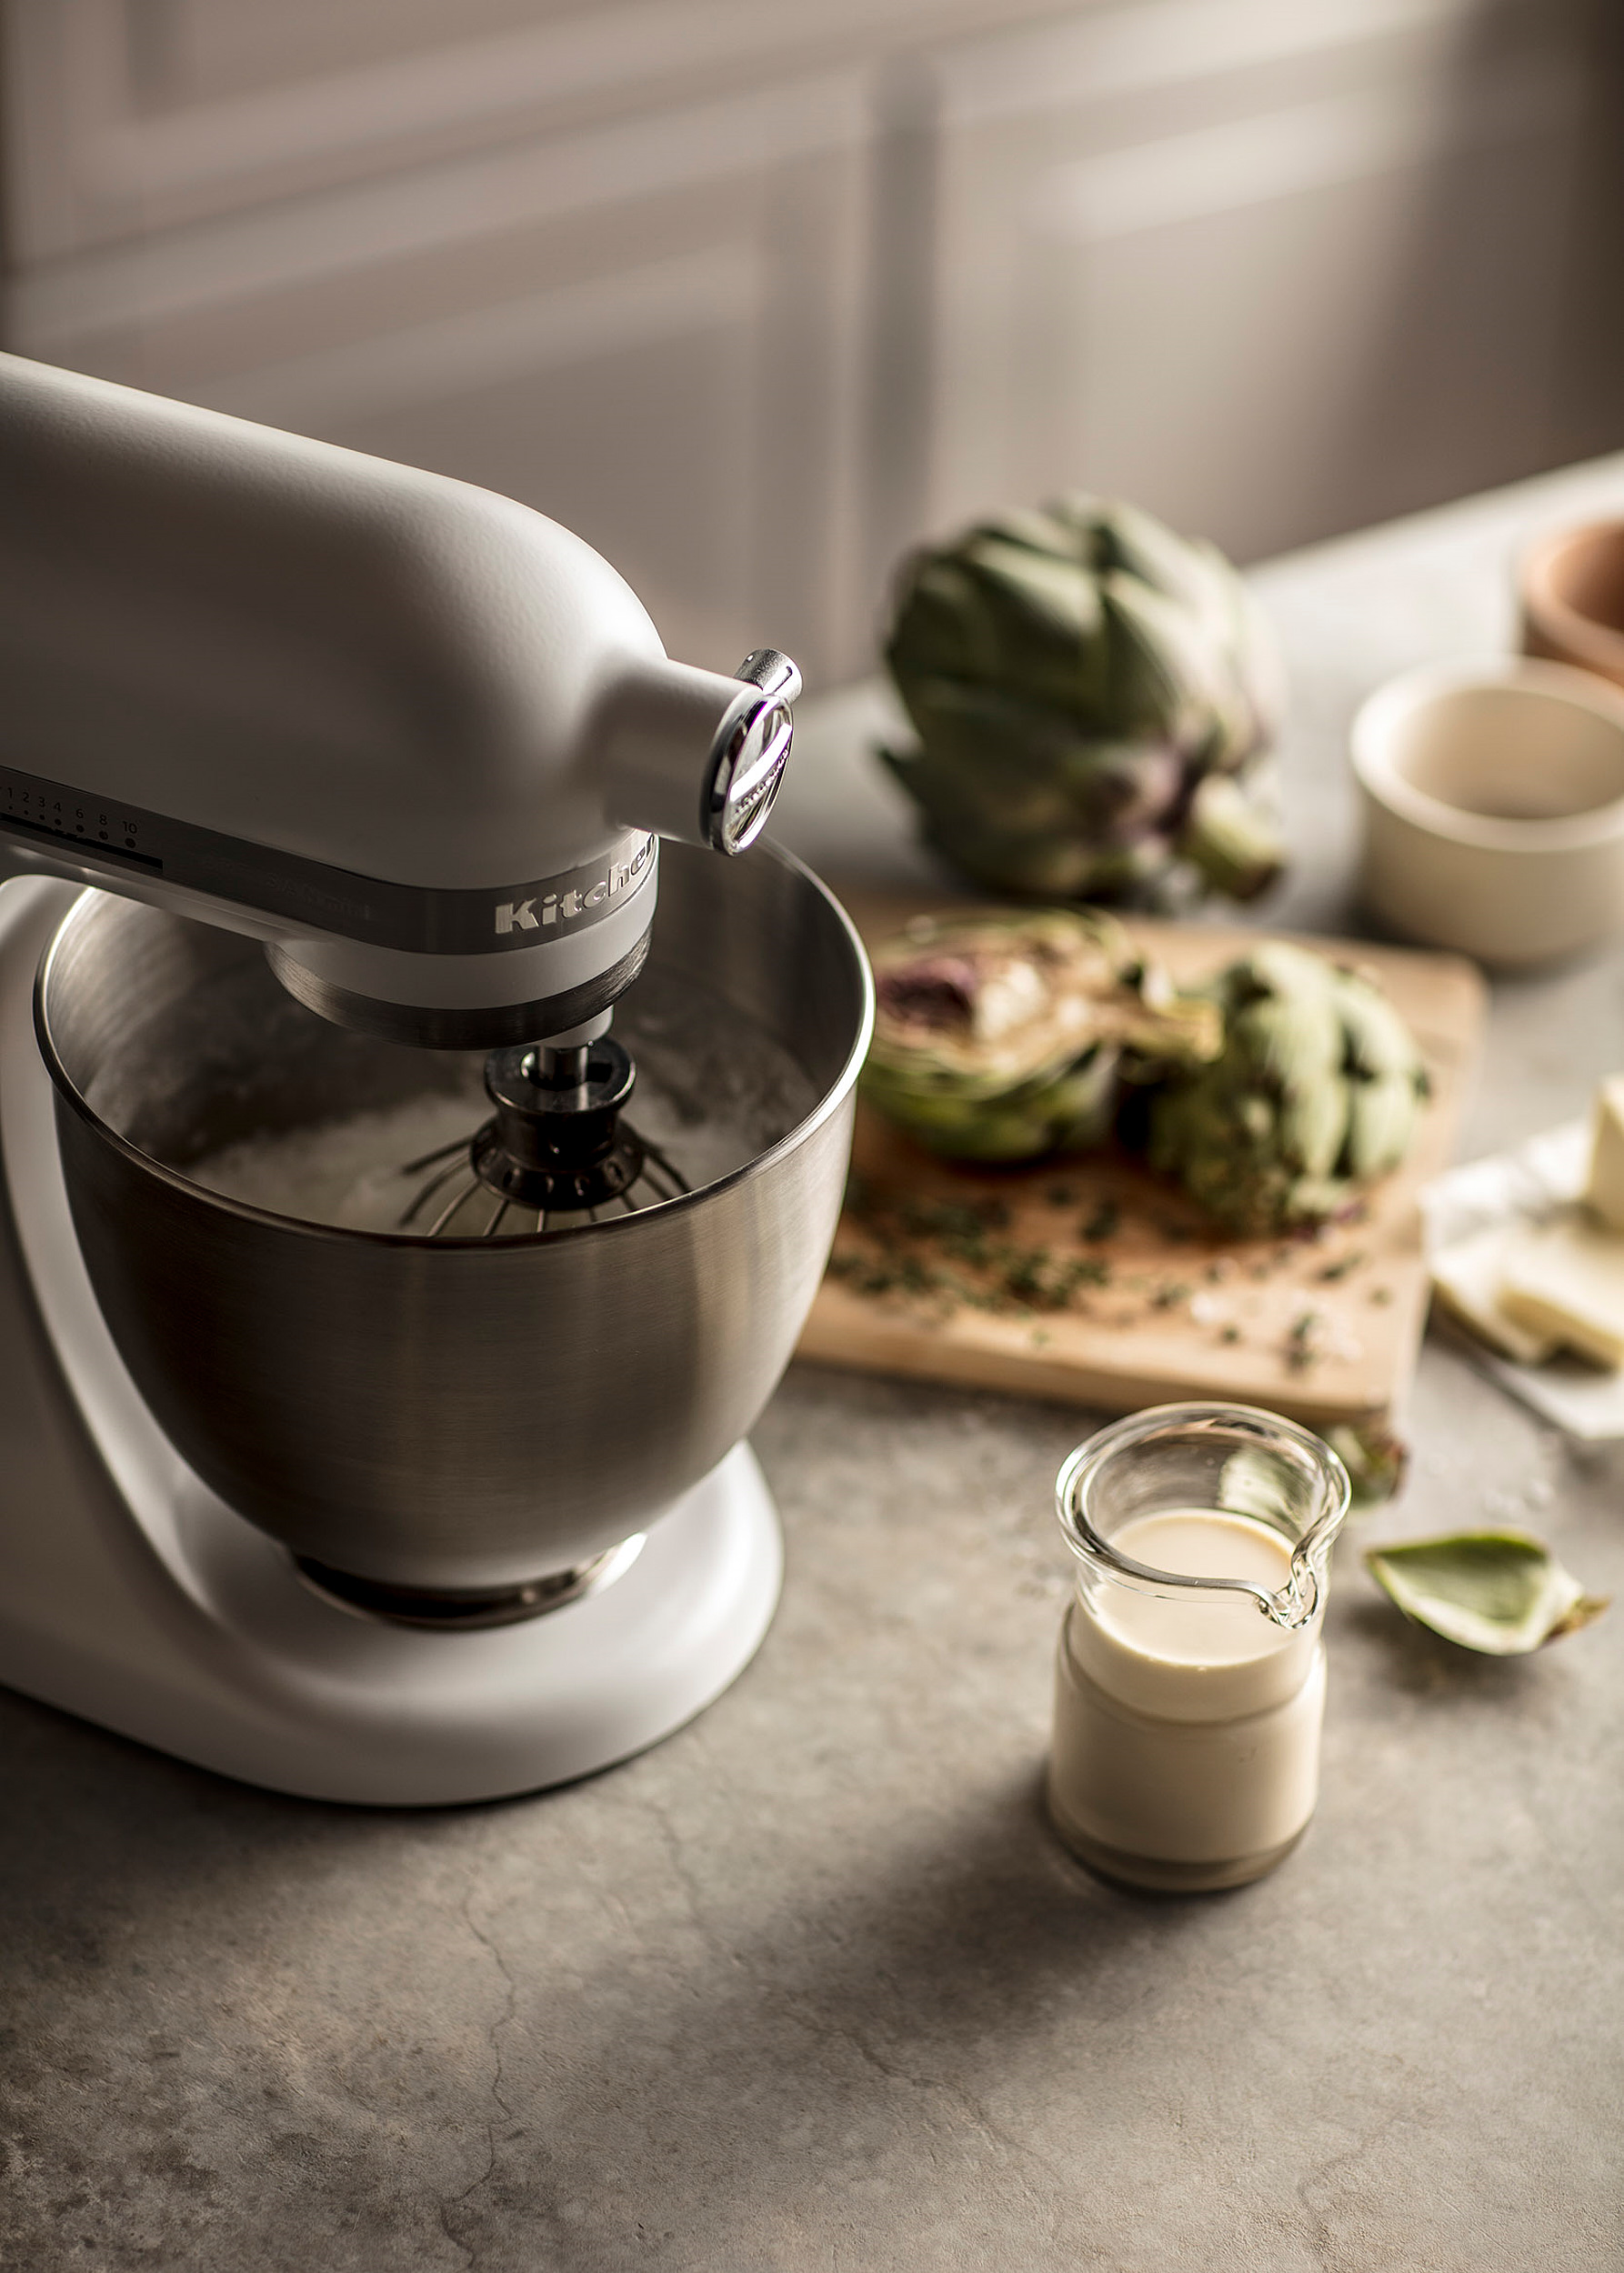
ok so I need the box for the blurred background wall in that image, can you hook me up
[3,0,1619,690]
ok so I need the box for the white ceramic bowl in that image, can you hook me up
[1350,656,1624,966]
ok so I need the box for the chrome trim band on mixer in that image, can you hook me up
[266,932,651,1050]
[0,758,655,956]
[293,1533,647,1629]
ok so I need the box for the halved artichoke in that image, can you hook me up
[1146,943,1429,1235]
[861,908,1221,1162]
[881,496,1285,907]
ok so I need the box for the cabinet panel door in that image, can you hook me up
[4,0,739,255]
[1,0,1026,256]
[285,266,769,681]
[11,141,872,687]
[920,0,1601,561]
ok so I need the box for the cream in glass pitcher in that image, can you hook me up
[1048,1404,1350,1893]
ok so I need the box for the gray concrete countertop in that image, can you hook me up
[5,468,1624,2271]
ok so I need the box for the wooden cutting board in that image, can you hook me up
[796,895,1487,1426]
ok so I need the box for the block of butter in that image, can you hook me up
[1429,1223,1560,1365]
[1585,1073,1624,1232]
[1500,1216,1624,1368]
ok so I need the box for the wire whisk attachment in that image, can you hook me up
[396,1038,689,1236]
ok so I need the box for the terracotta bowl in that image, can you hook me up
[1520,519,1624,689]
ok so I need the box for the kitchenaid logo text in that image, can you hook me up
[496,837,654,935]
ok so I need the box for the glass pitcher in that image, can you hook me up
[1048,1402,1351,1893]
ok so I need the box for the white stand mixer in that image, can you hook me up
[0,356,868,1804]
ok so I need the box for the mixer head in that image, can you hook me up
[397,1036,690,1235]
[0,354,801,1055]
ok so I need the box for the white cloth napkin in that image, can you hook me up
[1422,1120,1624,1438]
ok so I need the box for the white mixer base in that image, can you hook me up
[0,1440,784,1807]
[0,878,784,1805]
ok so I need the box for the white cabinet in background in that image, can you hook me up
[3,61,877,683]
[913,0,1610,566]
[3,0,1619,686]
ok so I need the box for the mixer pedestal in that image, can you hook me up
[0,880,784,1805]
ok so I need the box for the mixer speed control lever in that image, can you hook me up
[602,649,800,856]
[703,650,801,856]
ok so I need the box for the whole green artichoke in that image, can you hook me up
[862,908,1221,1163]
[880,496,1285,906]
[1146,943,1429,1234]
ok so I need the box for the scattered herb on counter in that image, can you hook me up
[1318,1250,1367,1282]
[1151,1283,1190,1310]
[1286,1310,1324,1370]
[1082,1198,1120,1243]
[1364,1532,1609,1654]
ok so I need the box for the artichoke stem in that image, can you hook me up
[1178,772,1285,903]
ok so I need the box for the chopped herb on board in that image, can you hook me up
[828,1185,1118,1318]
[833,1152,1384,1355]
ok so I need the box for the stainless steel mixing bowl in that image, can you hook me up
[36,845,871,1596]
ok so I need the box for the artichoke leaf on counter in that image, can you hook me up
[1213,1424,1405,1527]
[1323,1423,1409,1509]
[1364,1532,1609,1654]
[881,496,1285,908]
[1216,1445,1306,1528]
[861,908,1221,1164]
[1146,942,1429,1235]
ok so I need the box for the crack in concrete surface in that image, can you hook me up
[1291,2105,1410,2273]
[778,1987,1070,2255]
[643,1797,710,1932]
[433,1884,521,2272]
